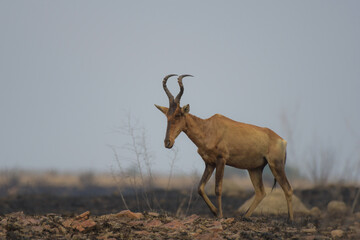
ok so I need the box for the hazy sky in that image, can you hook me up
[0,1,359,177]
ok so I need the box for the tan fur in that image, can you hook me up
[155,75,293,220]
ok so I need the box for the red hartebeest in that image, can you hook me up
[155,74,293,220]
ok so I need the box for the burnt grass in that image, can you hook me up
[0,188,252,217]
[0,185,360,239]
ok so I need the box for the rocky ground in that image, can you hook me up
[0,185,359,239]
[1,209,360,239]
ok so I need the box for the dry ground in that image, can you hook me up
[1,209,360,239]
[0,172,359,239]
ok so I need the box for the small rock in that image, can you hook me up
[310,207,321,217]
[208,221,223,232]
[163,220,185,230]
[220,217,234,224]
[183,214,200,224]
[116,210,144,219]
[228,233,240,239]
[75,211,90,220]
[58,225,67,234]
[62,216,96,233]
[97,233,114,240]
[331,229,344,238]
[73,219,97,232]
[148,212,160,217]
[285,227,298,233]
[145,219,162,228]
[301,228,317,234]
[62,219,74,228]
[128,220,144,226]
[46,213,57,217]
[30,225,42,232]
[22,217,40,226]
[0,218,7,225]
[302,236,316,240]
[134,230,151,235]
[81,219,97,228]
[327,201,347,216]
[195,231,223,240]
[42,224,54,232]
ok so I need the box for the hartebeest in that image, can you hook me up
[155,74,293,220]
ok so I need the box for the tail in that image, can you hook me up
[271,178,277,191]
[271,141,287,192]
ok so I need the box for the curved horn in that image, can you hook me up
[163,74,178,102]
[175,74,193,103]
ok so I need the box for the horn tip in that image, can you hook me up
[178,74,194,78]
[164,74,178,78]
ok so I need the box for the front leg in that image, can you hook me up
[198,163,217,216]
[215,157,226,218]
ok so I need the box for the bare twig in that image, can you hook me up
[111,112,163,212]
[166,147,178,191]
[125,114,152,211]
[352,187,360,214]
[175,198,186,217]
[185,170,199,215]
[108,144,129,210]
[306,144,336,185]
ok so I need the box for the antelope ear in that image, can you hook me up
[154,104,168,115]
[182,104,190,114]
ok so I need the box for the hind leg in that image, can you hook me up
[244,166,266,218]
[268,162,294,221]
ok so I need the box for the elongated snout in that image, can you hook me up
[164,139,174,149]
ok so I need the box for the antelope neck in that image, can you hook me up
[183,114,207,148]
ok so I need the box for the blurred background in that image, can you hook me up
[0,1,359,192]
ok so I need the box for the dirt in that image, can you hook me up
[0,186,359,239]
[1,209,359,239]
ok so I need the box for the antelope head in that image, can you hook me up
[155,74,193,148]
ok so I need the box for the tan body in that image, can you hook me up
[184,113,286,169]
[156,74,293,220]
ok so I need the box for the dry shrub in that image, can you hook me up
[238,187,310,215]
